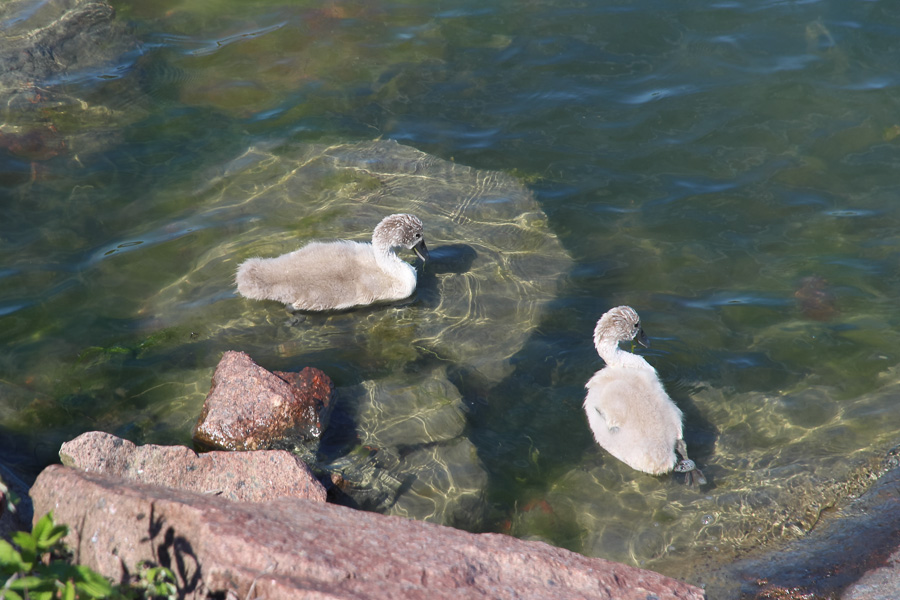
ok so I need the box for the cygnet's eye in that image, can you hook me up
[633,323,640,329]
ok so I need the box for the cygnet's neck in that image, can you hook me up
[595,337,652,370]
[373,242,415,279]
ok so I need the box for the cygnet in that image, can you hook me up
[236,213,428,311]
[583,306,706,486]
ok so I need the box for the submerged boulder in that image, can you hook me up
[0,0,142,164]
[147,139,572,384]
[140,139,572,526]
[0,0,133,92]
[324,369,488,527]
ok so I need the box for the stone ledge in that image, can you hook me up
[30,465,705,600]
[59,431,326,503]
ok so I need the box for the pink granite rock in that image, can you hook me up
[59,431,326,503]
[843,546,900,600]
[192,351,334,451]
[31,465,705,600]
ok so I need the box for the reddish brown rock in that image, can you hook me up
[192,351,334,451]
[31,465,705,600]
[794,275,838,321]
[59,431,325,503]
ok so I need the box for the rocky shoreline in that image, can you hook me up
[1,352,706,599]
[5,352,900,598]
[3,434,705,600]
[26,455,704,600]
[2,352,900,599]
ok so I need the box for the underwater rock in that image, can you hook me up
[704,448,900,599]
[141,139,570,527]
[192,351,335,451]
[0,0,143,163]
[149,139,572,384]
[794,275,838,321]
[354,369,467,448]
[325,370,488,528]
[30,464,706,600]
[0,0,133,93]
[60,430,326,503]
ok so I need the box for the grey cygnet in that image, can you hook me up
[236,213,428,311]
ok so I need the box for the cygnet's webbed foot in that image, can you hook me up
[675,439,707,487]
[687,467,707,487]
[674,460,707,487]
[285,313,307,325]
[673,459,695,473]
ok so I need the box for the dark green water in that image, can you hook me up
[3,0,900,594]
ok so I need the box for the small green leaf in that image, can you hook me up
[0,589,23,600]
[6,575,50,590]
[39,525,68,551]
[73,566,114,598]
[0,539,24,568]
[63,579,76,600]
[10,531,36,553]
[10,532,36,570]
[31,512,54,542]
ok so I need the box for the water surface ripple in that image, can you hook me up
[2,0,900,594]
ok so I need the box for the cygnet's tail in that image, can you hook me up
[236,258,277,301]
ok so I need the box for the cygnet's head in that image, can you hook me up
[373,213,429,261]
[593,305,649,348]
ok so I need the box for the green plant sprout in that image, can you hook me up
[0,512,176,600]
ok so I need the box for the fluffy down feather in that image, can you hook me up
[236,213,428,311]
[583,306,705,484]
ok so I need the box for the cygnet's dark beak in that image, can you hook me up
[413,239,429,262]
[636,328,650,348]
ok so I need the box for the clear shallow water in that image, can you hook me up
[3,0,900,592]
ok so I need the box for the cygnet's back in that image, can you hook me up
[584,306,704,483]
[585,361,683,475]
[236,213,428,312]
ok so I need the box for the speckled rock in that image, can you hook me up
[31,465,706,600]
[703,451,900,600]
[192,351,334,451]
[59,431,326,503]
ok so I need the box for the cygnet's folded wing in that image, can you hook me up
[584,366,683,475]
[238,240,411,311]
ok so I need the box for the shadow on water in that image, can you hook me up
[415,244,479,308]
[666,378,721,489]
